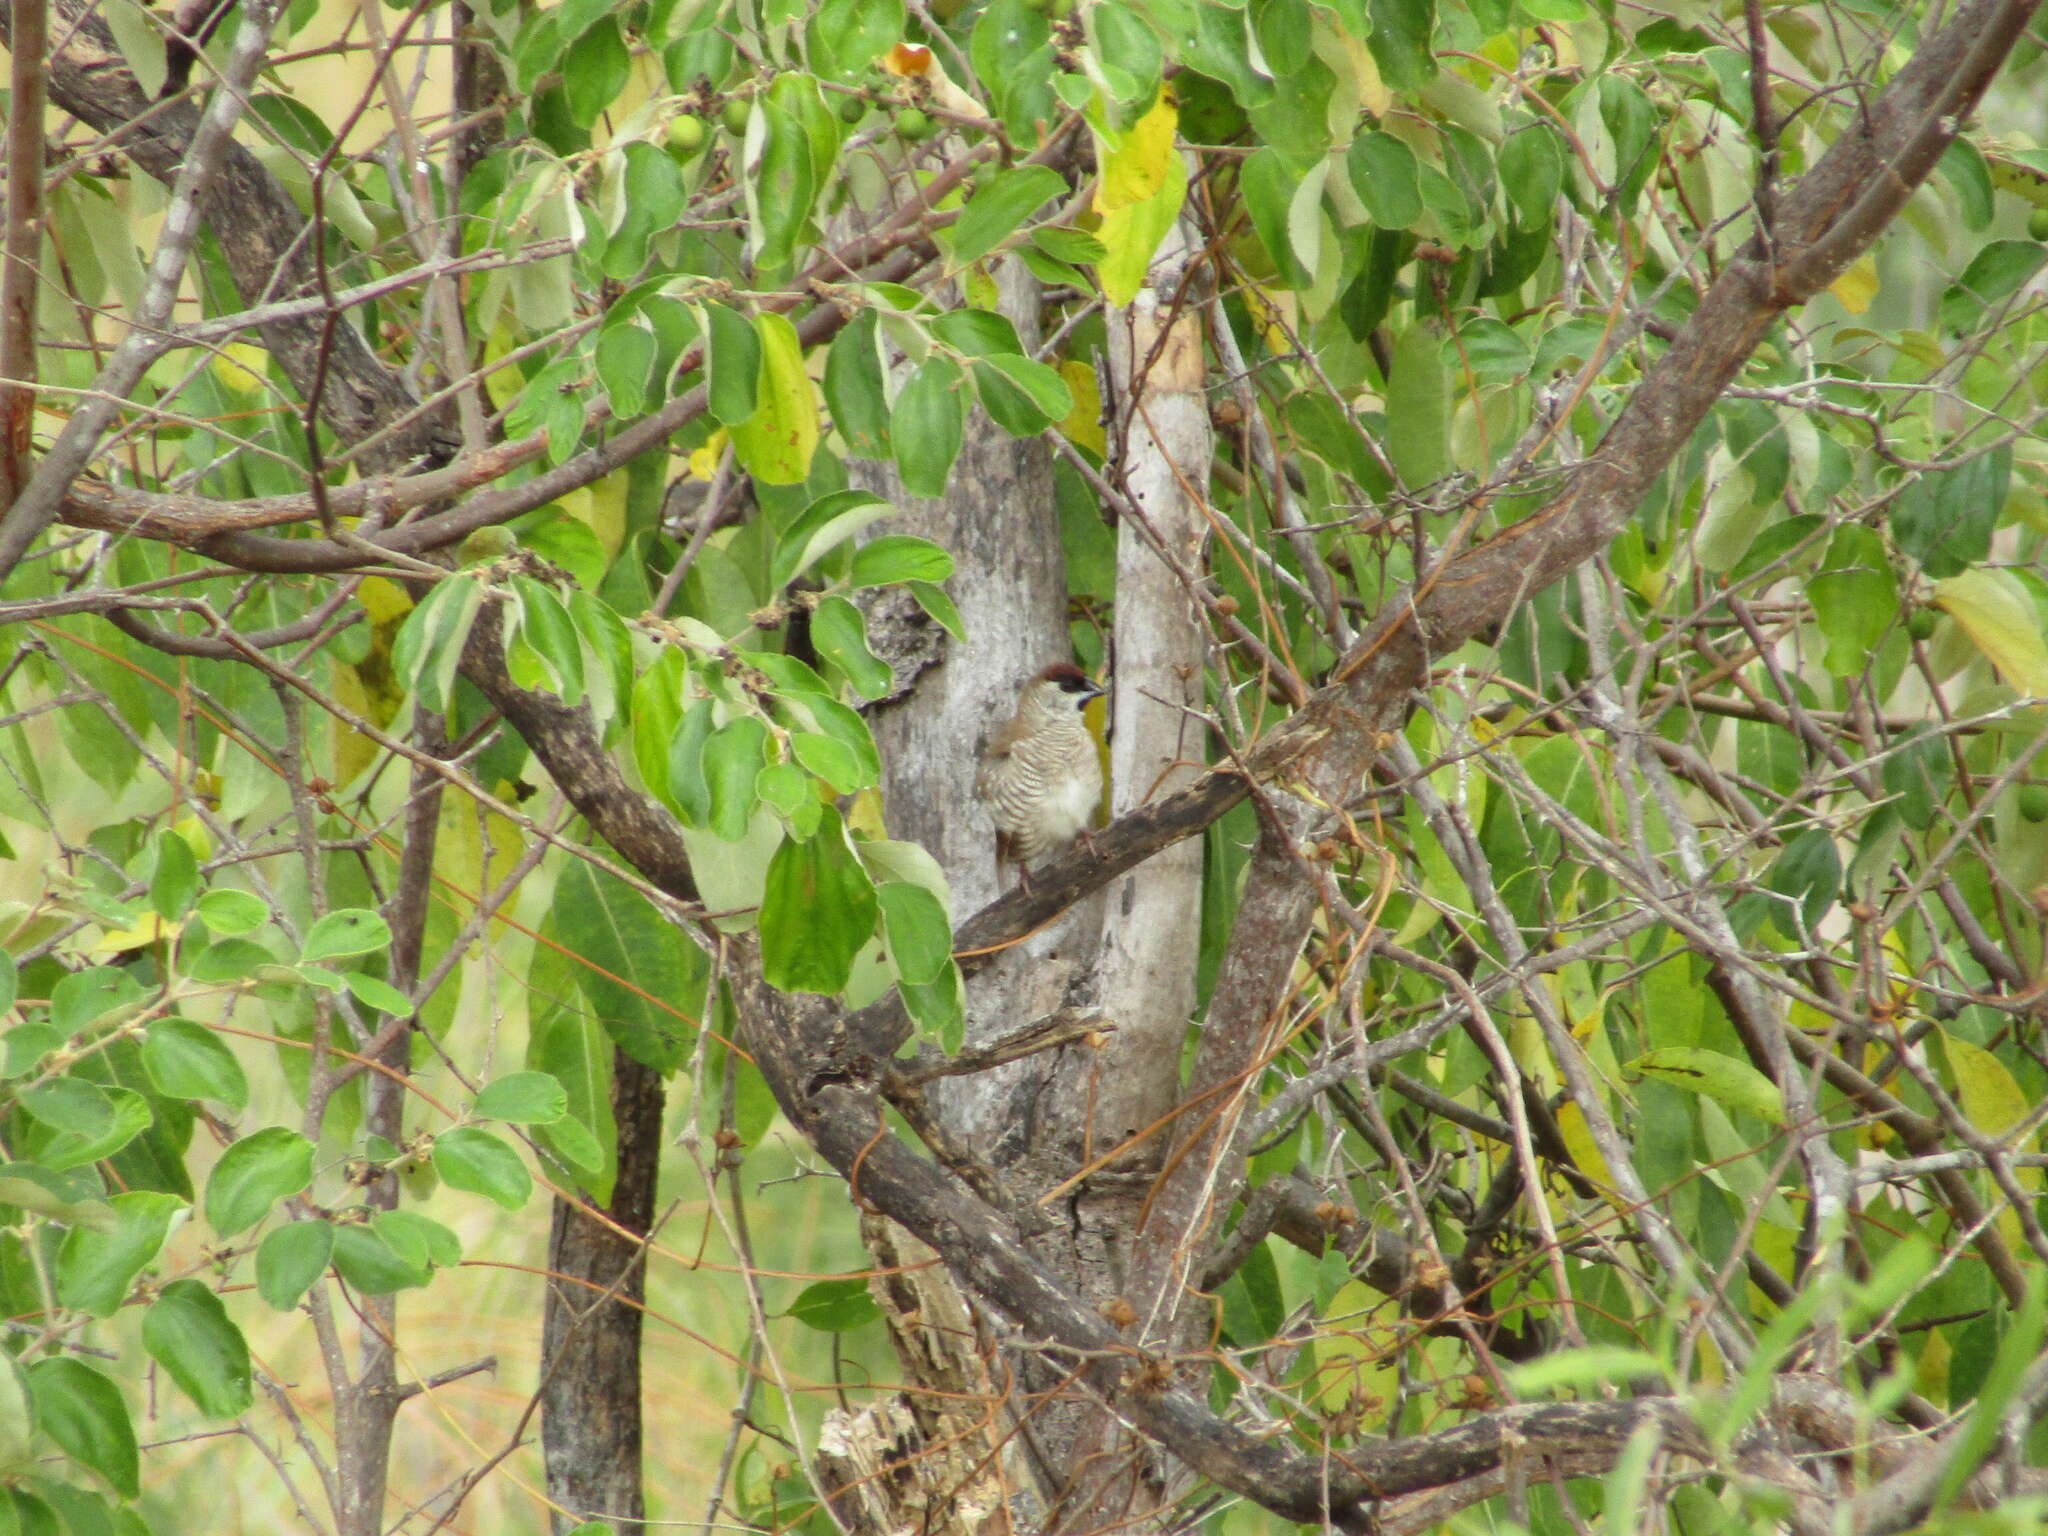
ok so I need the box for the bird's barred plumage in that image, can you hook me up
[976,664,1104,867]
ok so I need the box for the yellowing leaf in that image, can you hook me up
[1933,568,2048,696]
[688,429,729,480]
[356,576,413,626]
[1057,360,1105,456]
[1829,254,1879,315]
[730,312,819,485]
[1942,1031,2036,1147]
[209,343,268,395]
[1095,92,1180,211]
[96,912,172,953]
[1942,1029,2041,1252]
[1626,1047,1786,1126]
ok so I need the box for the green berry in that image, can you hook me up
[667,113,707,154]
[2029,206,2048,242]
[839,93,868,123]
[721,97,753,135]
[896,107,935,141]
[2018,784,2048,823]
[1906,607,1939,642]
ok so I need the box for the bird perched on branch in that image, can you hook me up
[976,663,1106,880]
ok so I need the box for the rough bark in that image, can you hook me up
[540,1052,664,1533]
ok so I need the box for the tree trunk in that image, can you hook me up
[540,1052,664,1532]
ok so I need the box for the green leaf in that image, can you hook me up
[900,962,964,1052]
[0,951,14,1017]
[1625,1048,1785,1128]
[1348,132,1422,230]
[147,831,200,922]
[142,1279,252,1418]
[389,577,485,715]
[56,1191,185,1318]
[550,858,704,1073]
[563,15,631,127]
[194,888,267,936]
[907,580,965,640]
[0,1163,114,1230]
[472,1071,569,1125]
[32,1087,151,1173]
[877,881,951,986]
[771,489,895,590]
[1889,448,2006,578]
[1808,525,1896,677]
[807,0,902,80]
[824,311,891,459]
[256,1221,334,1311]
[1764,828,1842,940]
[785,1277,881,1331]
[432,1126,533,1211]
[342,971,412,1016]
[971,353,1073,436]
[746,100,818,272]
[302,907,391,963]
[373,1209,462,1270]
[1241,147,1309,288]
[1507,1347,1673,1398]
[703,301,762,427]
[205,1127,314,1237]
[0,1354,33,1472]
[530,1005,616,1202]
[811,597,894,700]
[50,967,143,1036]
[849,536,954,588]
[509,575,586,706]
[790,733,863,796]
[891,358,965,499]
[760,807,879,993]
[18,1078,114,1137]
[731,311,820,485]
[705,716,770,841]
[1497,124,1562,226]
[25,1360,137,1498]
[330,1222,431,1295]
[141,1019,248,1111]
[1386,322,1450,489]
[781,693,880,788]
[951,165,1066,267]
[1365,0,1436,89]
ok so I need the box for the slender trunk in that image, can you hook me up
[541,1051,663,1532]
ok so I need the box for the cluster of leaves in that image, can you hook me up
[4,0,2048,1528]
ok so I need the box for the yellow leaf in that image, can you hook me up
[1057,360,1105,456]
[356,576,413,625]
[1933,568,2048,696]
[96,911,172,953]
[1942,1028,2040,1252]
[209,343,268,395]
[1829,254,1879,315]
[1094,92,1180,212]
[730,312,819,485]
[1942,1030,2035,1147]
[688,429,729,480]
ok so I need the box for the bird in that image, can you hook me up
[975,662,1105,879]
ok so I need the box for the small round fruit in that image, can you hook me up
[1906,607,1939,642]
[2029,206,2048,242]
[2018,784,2048,823]
[667,113,707,155]
[895,107,935,141]
[721,97,753,135]
[839,93,868,123]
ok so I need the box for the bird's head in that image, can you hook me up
[1028,662,1104,717]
